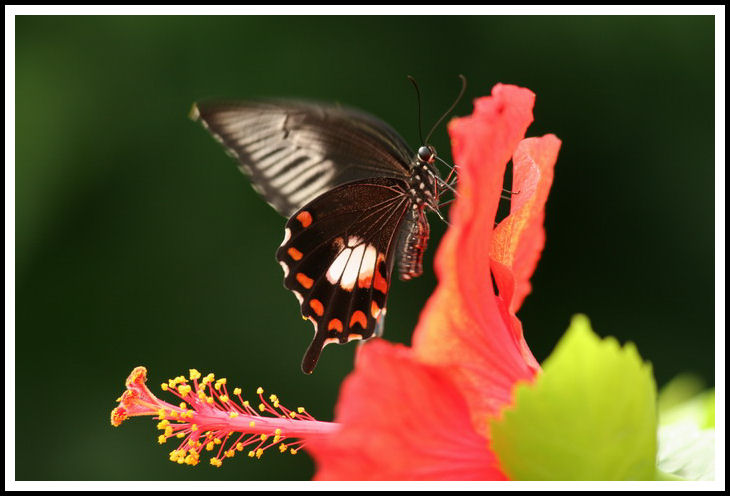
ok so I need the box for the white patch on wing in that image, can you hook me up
[327,249,350,284]
[358,245,378,285]
[279,261,290,277]
[292,291,304,304]
[341,244,366,290]
[326,237,378,291]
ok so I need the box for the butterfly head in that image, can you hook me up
[417,145,437,164]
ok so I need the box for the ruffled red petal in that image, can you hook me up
[412,84,542,436]
[309,340,507,480]
[491,135,561,313]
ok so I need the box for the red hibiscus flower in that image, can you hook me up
[110,83,560,480]
[306,84,561,480]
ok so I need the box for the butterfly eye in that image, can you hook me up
[418,146,435,164]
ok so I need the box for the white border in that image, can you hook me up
[5,4,726,492]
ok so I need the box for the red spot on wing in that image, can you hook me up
[296,211,313,228]
[296,273,314,289]
[349,311,368,329]
[357,274,372,288]
[328,319,343,333]
[309,299,324,316]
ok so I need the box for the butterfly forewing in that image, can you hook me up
[192,100,414,217]
[275,177,410,373]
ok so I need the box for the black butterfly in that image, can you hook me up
[192,79,463,373]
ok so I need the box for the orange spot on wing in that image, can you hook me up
[287,247,303,261]
[296,273,313,289]
[309,299,324,316]
[349,310,367,329]
[296,211,312,228]
[328,319,343,333]
[371,301,381,318]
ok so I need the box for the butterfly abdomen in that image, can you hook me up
[397,208,430,281]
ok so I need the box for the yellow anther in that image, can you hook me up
[275,428,282,435]
[236,443,244,451]
[197,390,207,400]
[225,449,235,458]
[269,394,278,403]
[248,450,255,458]
[256,448,263,459]
[178,385,192,396]
[273,401,280,408]
[260,434,268,442]
[189,369,201,380]
[191,424,198,432]
[157,419,170,430]
[214,438,221,445]
[258,403,265,412]
[161,383,169,391]
[220,395,229,403]
[206,442,214,451]
[164,426,173,437]
[179,402,187,410]
[279,444,287,453]
[157,409,166,419]
[242,400,250,407]
[233,387,242,396]
[175,375,186,384]
[297,407,305,413]
[289,412,296,418]
[273,435,281,443]
[168,410,178,418]
[158,434,167,444]
[229,411,239,418]
[249,421,255,427]
[290,448,298,455]
[184,410,195,419]
[176,433,184,439]
[210,457,222,467]
[256,387,264,395]
[206,397,214,405]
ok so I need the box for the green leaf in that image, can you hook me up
[490,314,657,480]
[656,375,715,481]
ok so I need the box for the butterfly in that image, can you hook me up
[191,78,464,374]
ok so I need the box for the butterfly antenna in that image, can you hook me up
[424,74,467,144]
[407,75,425,145]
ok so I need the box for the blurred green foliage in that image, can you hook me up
[15,15,714,480]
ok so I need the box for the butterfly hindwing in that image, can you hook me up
[192,100,414,217]
[275,177,410,373]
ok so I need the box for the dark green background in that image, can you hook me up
[15,16,715,480]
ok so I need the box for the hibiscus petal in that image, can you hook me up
[412,84,541,436]
[491,135,561,313]
[309,340,507,481]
